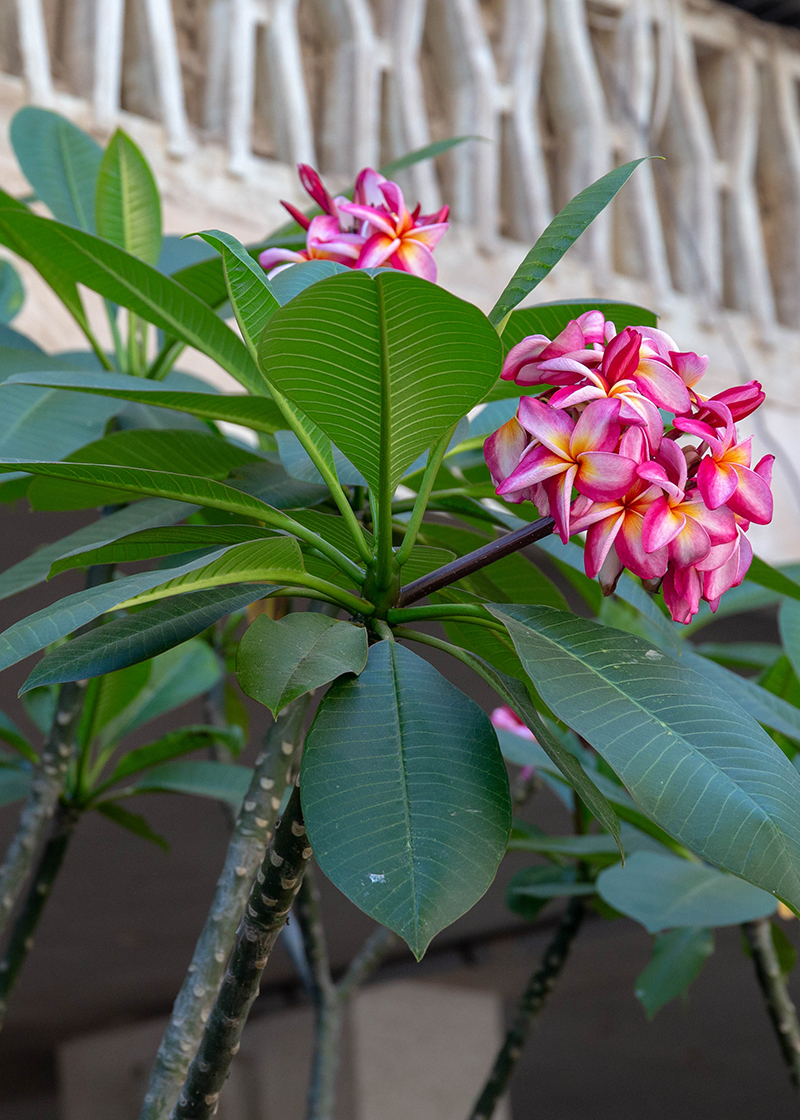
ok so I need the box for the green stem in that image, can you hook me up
[0,680,87,944]
[336,925,397,1000]
[467,898,585,1120]
[0,802,80,1027]
[742,917,800,1092]
[148,336,183,381]
[386,604,504,627]
[170,785,311,1119]
[395,426,456,567]
[106,301,126,372]
[140,699,311,1120]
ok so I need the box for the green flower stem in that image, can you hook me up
[396,516,554,606]
[0,679,87,945]
[266,383,373,566]
[742,917,800,1091]
[0,801,80,1027]
[170,784,311,1120]
[386,604,505,628]
[296,867,397,1120]
[467,897,585,1120]
[395,425,457,567]
[140,699,311,1120]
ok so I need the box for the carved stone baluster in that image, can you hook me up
[657,2,721,299]
[141,0,193,156]
[612,3,672,297]
[263,0,316,168]
[14,0,53,106]
[498,0,552,244]
[93,0,125,130]
[713,45,776,327]
[227,0,258,176]
[311,0,382,175]
[378,0,441,208]
[542,0,612,272]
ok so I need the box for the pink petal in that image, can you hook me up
[497,445,569,493]
[669,350,708,389]
[258,247,306,270]
[616,515,669,579]
[501,335,551,382]
[280,199,311,230]
[642,497,686,552]
[585,512,625,578]
[353,168,387,207]
[668,517,711,569]
[549,384,604,410]
[339,202,398,239]
[356,232,400,269]
[490,706,535,739]
[631,359,692,412]
[682,497,737,545]
[298,164,338,217]
[569,398,622,456]
[485,416,527,485]
[697,457,738,510]
[575,310,608,345]
[517,397,574,455]
[663,564,703,624]
[379,181,409,227]
[404,222,450,249]
[575,451,637,501]
[389,238,438,281]
[727,465,774,524]
[547,466,578,543]
[602,329,642,385]
[598,546,625,595]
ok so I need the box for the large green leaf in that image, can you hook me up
[635,927,714,1019]
[779,600,800,684]
[195,230,278,355]
[102,726,243,788]
[22,584,274,689]
[488,159,649,326]
[128,759,253,808]
[680,647,800,742]
[301,640,511,958]
[491,605,800,909]
[506,866,592,922]
[0,211,263,393]
[0,382,121,464]
[748,555,800,605]
[10,107,102,231]
[0,547,244,673]
[237,613,368,716]
[259,270,501,493]
[0,261,24,323]
[0,499,194,603]
[597,851,776,932]
[26,428,262,510]
[95,129,162,266]
[8,369,286,435]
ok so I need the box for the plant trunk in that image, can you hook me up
[139,698,311,1120]
[170,783,311,1119]
[743,917,800,1092]
[0,801,80,1026]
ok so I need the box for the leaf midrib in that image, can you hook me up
[387,642,420,946]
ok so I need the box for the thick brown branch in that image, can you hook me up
[743,917,800,1092]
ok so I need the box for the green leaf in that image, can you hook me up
[508,833,622,857]
[488,159,650,326]
[0,547,244,673]
[268,260,349,305]
[748,555,800,605]
[635,927,714,1019]
[0,261,24,323]
[102,639,222,744]
[506,866,594,922]
[275,430,366,488]
[22,584,274,689]
[692,642,781,672]
[0,766,32,807]
[491,605,800,909]
[301,640,511,959]
[597,851,777,932]
[10,107,102,230]
[0,212,263,393]
[0,499,194,603]
[779,600,800,685]
[380,136,481,177]
[96,801,168,851]
[95,129,162,266]
[26,428,262,510]
[259,270,502,494]
[0,710,36,763]
[237,613,368,717]
[195,230,279,355]
[6,370,286,435]
[128,759,253,808]
[0,326,41,352]
[0,382,121,468]
[102,725,243,788]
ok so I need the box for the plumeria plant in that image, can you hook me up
[1,107,800,1119]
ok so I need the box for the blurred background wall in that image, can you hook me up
[0,1,799,1118]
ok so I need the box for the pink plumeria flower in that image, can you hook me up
[501,312,608,386]
[638,439,737,568]
[692,380,765,423]
[258,215,365,278]
[673,401,773,524]
[570,478,669,584]
[484,415,530,503]
[490,706,535,740]
[339,180,450,281]
[497,398,638,543]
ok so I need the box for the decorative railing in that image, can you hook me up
[2,0,800,329]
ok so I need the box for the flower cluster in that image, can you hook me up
[485,312,774,623]
[259,165,450,282]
